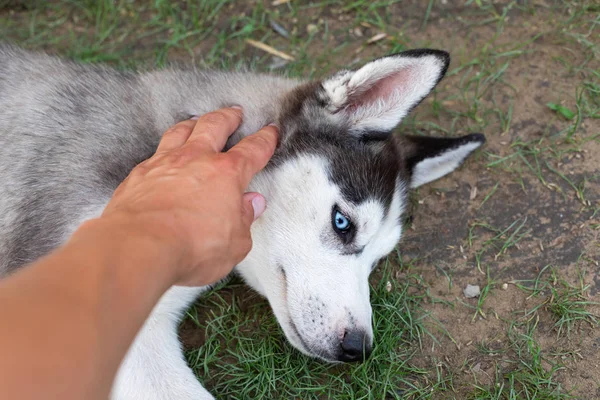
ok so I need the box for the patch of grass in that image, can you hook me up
[475,336,507,356]
[511,265,599,338]
[479,1,599,203]
[465,262,597,398]
[472,266,499,321]
[471,317,574,399]
[547,102,576,121]
[485,134,597,208]
[184,256,452,399]
[478,182,499,210]
[467,217,530,274]
[546,281,599,338]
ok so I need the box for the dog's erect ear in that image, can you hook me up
[398,133,486,188]
[320,49,450,139]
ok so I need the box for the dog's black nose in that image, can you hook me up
[338,330,372,362]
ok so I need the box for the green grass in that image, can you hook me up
[512,265,599,338]
[2,0,599,398]
[468,263,597,399]
[467,217,530,274]
[184,258,446,399]
[471,317,574,400]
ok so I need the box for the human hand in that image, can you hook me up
[99,107,278,286]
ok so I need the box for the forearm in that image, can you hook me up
[0,218,178,400]
[0,108,271,400]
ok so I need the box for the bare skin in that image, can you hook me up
[0,107,278,400]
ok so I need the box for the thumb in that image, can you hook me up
[241,192,267,226]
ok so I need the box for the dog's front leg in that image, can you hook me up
[110,286,214,400]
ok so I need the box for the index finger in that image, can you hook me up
[186,107,243,153]
[226,125,279,187]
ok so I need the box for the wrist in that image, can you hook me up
[69,216,185,289]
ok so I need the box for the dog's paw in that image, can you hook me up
[111,343,215,400]
[110,285,213,400]
[110,372,215,400]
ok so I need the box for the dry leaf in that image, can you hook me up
[470,186,478,200]
[245,39,294,61]
[367,33,387,44]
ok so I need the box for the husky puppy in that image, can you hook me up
[0,43,484,399]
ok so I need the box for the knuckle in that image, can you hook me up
[253,135,275,155]
[168,149,194,166]
[132,160,151,174]
[248,133,268,148]
[182,138,205,153]
[163,125,186,137]
[218,154,240,173]
[199,111,229,127]
[131,166,146,177]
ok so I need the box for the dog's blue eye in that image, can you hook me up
[333,210,351,232]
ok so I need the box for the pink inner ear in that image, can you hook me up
[349,68,413,109]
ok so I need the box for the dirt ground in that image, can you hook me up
[2,0,599,398]
[390,3,600,398]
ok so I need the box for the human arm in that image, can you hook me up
[0,107,278,400]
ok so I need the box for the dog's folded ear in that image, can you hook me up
[397,133,486,188]
[320,49,450,139]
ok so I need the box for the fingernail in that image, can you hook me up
[230,105,243,111]
[251,195,266,221]
[190,115,200,120]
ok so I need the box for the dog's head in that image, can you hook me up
[236,49,484,362]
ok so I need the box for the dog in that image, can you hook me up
[0,43,485,399]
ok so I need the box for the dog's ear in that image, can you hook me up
[320,49,450,139]
[397,133,486,188]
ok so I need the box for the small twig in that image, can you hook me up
[245,39,294,61]
[367,33,387,44]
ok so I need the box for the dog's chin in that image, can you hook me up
[274,293,340,363]
[275,265,340,363]
[282,320,340,363]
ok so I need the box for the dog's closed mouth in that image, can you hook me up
[278,265,309,351]
[278,265,338,362]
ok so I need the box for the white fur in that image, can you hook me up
[107,140,476,400]
[0,45,481,400]
[410,141,482,188]
[322,70,354,107]
[111,287,211,400]
[105,153,405,399]
[90,78,472,400]
[238,154,404,360]
[322,55,446,133]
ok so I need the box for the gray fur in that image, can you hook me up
[0,44,483,275]
[0,43,298,274]
[0,43,484,399]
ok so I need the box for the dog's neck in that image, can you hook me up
[140,68,302,147]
